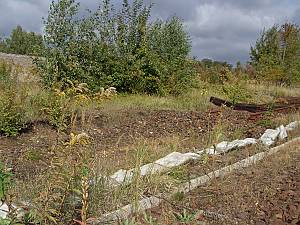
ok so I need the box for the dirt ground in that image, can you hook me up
[145,140,300,225]
[0,106,295,178]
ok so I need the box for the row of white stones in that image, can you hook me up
[92,135,300,224]
[109,121,299,187]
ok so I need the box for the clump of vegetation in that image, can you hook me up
[0,25,44,56]
[250,23,300,84]
[37,0,196,95]
[0,58,100,136]
[0,61,27,136]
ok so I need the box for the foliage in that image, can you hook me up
[0,218,11,225]
[0,59,79,136]
[0,164,13,202]
[0,61,27,136]
[0,25,44,56]
[174,209,195,223]
[250,23,300,84]
[195,60,235,84]
[41,81,92,131]
[222,82,251,105]
[38,0,196,95]
[21,139,94,225]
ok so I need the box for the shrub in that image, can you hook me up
[0,60,71,136]
[0,61,27,136]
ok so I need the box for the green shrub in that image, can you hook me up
[0,60,69,136]
[222,77,252,105]
[0,62,27,136]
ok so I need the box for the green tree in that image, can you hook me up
[0,37,8,53]
[250,23,300,83]
[40,0,82,86]
[0,25,44,56]
[39,0,196,95]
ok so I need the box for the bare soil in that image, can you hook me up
[0,107,294,178]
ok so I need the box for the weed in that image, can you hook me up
[121,218,139,225]
[0,164,13,202]
[256,111,273,128]
[143,212,159,225]
[0,61,27,136]
[172,192,185,202]
[222,82,251,105]
[168,167,190,182]
[23,149,43,162]
[0,218,11,225]
[174,209,195,224]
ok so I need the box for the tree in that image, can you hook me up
[40,0,82,86]
[39,0,196,95]
[250,23,300,84]
[0,25,44,56]
[0,37,7,53]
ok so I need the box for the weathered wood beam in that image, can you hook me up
[209,96,300,113]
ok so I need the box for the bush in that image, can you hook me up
[37,0,196,96]
[0,62,27,136]
[0,60,73,136]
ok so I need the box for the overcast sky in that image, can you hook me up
[1,0,300,64]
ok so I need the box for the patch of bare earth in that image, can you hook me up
[146,141,300,225]
[0,107,296,179]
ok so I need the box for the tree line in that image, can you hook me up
[0,25,44,56]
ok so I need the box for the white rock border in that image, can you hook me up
[108,121,298,186]
[90,136,300,224]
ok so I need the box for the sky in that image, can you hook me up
[1,0,300,64]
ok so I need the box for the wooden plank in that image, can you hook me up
[209,96,300,113]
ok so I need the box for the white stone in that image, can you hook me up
[110,152,201,185]
[139,163,165,176]
[260,129,280,146]
[92,196,161,224]
[202,138,257,155]
[0,203,9,219]
[286,121,300,131]
[278,125,288,140]
[205,147,216,155]
[110,169,131,184]
[154,152,200,168]
[0,203,23,220]
[197,150,205,155]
